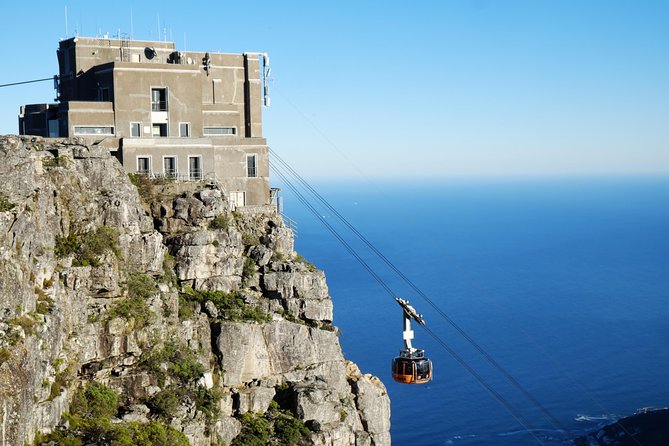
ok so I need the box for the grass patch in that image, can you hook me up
[180,289,270,323]
[294,254,316,272]
[0,192,15,212]
[48,364,73,401]
[0,348,10,365]
[241,232,260,247]
[8,314,38,336]
[128,173,157,205]
[42,155,69,169]
[35,287,55,315]
[54,226,120,267]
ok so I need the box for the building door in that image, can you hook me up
[229,191,245,209]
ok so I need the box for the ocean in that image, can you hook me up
[277,176,669,445]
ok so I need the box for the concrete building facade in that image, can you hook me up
[19,37,271,206]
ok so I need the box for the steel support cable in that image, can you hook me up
[272,166,394,298]
[0,76,55,88]
[272,161,548,446]
[270,148,569,437]
[422,325,549,446]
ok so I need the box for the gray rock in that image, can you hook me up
[0,136,390,446]
[204,300,219,318]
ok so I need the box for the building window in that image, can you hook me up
[74,126,115,135]
[130,122,141,137]
[163,156,177,178]
[48,120,59,138]
[246,154,257,178]
[151,88,167,111]
[137,156,151,175]
[179,122,190,137]
[189,156,202,181]
[203,127,236,135]
[99,87,110,102]
[152,123,168,137]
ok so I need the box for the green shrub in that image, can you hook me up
[0,193,14,212]
[178,295,197,321]
[35,287,55,315]
[209,214,231,230]
[242,257,257,280]
[33,382,191,446]
[140,342,221,422]
[234,412,271,446]
[55,226,120,267]
[127,273,158,300]
[294,254,316,272]
[9,314,38,336]
[241,232,260,247]
[194,385,223,421]
[180,289,270,323]
[0,348,10,365]
[42,155,69,169]
[232,402,310,446]
[54,232,81,258]
[161,252,178,286]
[107,273,157,328]
[140,341,205,387]
[128,173,156,204]
[69,382,118,418]
[109,296,153,329]
[147,387,182,418]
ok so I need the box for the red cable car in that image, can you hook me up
[391,297,433,384]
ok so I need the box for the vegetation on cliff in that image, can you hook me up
[0,136,390,446]
[33,382,190,446]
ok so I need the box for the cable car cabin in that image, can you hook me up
[392,349,432,384]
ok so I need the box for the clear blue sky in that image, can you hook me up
[1,1,667,179]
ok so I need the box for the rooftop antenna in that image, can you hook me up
[130,8,134,40]
[262,53,271,107]
[64,6,69,38]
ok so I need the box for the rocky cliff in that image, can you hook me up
[0,135,390,446]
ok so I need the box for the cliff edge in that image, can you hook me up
[0,135,390,445]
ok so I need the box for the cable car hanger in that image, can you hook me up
[392,297,432,385]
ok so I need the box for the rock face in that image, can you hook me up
[574,408,669,446]
[0,136,390,445]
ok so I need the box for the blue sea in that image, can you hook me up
[277,176,669,446]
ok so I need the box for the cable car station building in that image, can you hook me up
[19,36,270,207]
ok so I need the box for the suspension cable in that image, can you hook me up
[0,76,56,88]
[272,160,550,445]
[271,147,568,434]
